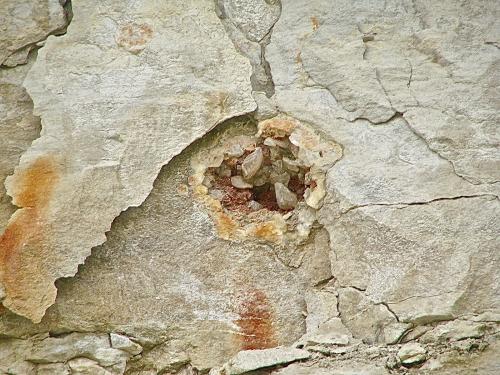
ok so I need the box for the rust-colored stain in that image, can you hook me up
[215,211,239,240]
[288,174,307,199]
[115,22,153,53]
[255,189,280,211]
[235,289,277,350]
[311,16,320,31]
[251,222,281,243]
[295,51,302,65]
[212,175,253,213]
[259,118,296,138]
[0,156,60,319]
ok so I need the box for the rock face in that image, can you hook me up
[0,0,499,374]
[0,0,69,67]
[0,54,41,233]
[0,0,255,323]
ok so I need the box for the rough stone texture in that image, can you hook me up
[329,197,499,324]
[223,347,310,374]
[1,0,499,374]
[0,55,41,234]
[0,0,69,67]
[0,0,255,323]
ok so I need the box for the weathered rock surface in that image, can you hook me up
[0,54,41,234]
[1,0,499,374]
[223,347,310,374]
[0,0,255,323]
[0,0,69,67]
[397,342,426,365]
[327,197,499,324]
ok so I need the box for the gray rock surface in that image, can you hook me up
[1,0,499,374]
[397,342,426,365]
[0,0,69,66]
[224,347,310,374]
[0,0,255,323]
[0,54,40,233]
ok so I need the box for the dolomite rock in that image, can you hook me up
[0,0,69,66]
[0,0,255,323]
[397,342,426,365]
[224,347,310,374]
[1,0,499,373]
[326,197,500,325]
[68,358,113,375]
[0,55,40,233]
[37,363,70,375]
[221,0,281,42]
[272,362,389,375]
[0,122,311,370]
[110,333,143,355]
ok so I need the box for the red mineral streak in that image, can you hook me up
[235,289,277,350]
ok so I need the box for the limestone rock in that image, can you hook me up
[37,363,70,375]
[0,122,309,370]
[224,347,310,374]
[419,320,488,343]
[1,0,499,373]
[326,197,499,325]
[296,318,353,347]
[125,340,189,374]
[272,361,389,375]
[303,289,338,334]
[268,0,500,182]
[222,0,281,42]
[338,288,410,344]
[0,0,69,66]
[0,337,35,375]
[68,358,113,375]
[397,342,426,365]
[0,0,255,323]
[28,333,128,369]
[0,55,40,233]
[110,333,143,355]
